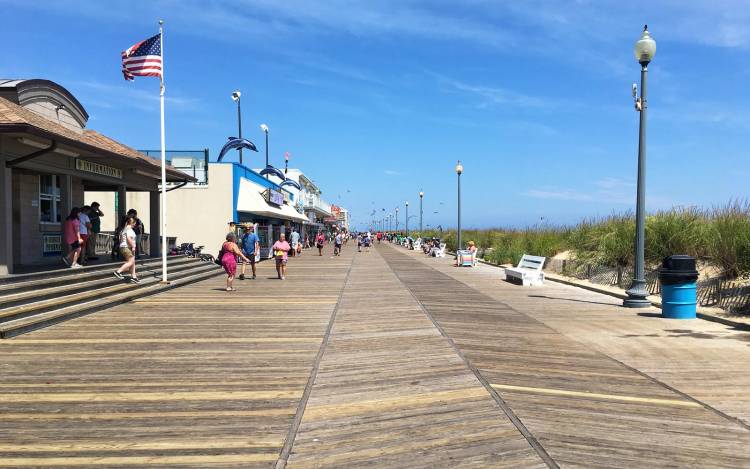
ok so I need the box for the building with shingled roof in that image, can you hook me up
[0,79,194,274]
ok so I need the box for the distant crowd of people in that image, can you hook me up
[219,223,355,292]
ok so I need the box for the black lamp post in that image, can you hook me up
[456,161,463,252]
[419,190,424,233]
[260,123,269,178]
[231,90,242,164]
[624,25,657,308]
[405,201,409,237]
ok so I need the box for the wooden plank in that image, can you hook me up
[284,247,547,468]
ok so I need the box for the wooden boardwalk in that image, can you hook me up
[0,243,748,467]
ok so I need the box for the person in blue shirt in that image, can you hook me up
[239,225,260,280]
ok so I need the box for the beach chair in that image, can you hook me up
[457,250,476,267]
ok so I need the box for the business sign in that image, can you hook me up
[75,159,123,179]
[266,188,284,206]
[330,204,341,217]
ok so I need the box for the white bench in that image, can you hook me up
[434,243,446,258]
[504,254,546,286]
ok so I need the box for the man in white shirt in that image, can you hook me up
[78,206,93,265]
[290,229,300,257]
[334,232,342,256]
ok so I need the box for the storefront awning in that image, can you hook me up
[236,177,308,223]
[279,202,309,223]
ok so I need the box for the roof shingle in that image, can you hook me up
[0,96,192,181]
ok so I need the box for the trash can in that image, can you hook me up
[659,255,699,319]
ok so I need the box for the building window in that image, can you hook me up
[39,175,61,223]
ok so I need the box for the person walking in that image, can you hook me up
[62,207,83,268]
[77,206,92,265]
[272,233,291,280]
[87,202,103,260]
[239,225,260,280]
[316,231,326,256]
[290,228,300,257]
[113,216,139,283]
[220,233,248,291]
[333,231,343,256]
[127,209,145,258]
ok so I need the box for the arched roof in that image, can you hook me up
[0,79,89,128]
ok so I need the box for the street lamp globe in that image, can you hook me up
[455,161,463,175]
[231,90,241,101]
[419,191,424,198]
[634,25,656,64]
[260,123,269,133]
[405,201,409,207]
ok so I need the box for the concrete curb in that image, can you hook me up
[462,253,750,332]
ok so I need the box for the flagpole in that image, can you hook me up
[159,19,168,283]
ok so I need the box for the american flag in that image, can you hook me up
[121,34,162,81]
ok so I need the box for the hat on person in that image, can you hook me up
[91,202,100,207]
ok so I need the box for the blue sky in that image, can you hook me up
[1,0,748,230]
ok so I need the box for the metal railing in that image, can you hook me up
[95,232,177,257]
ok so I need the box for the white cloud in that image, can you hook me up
[384,169,402,176]
[524,177,638,204]
[523,189,593,202]
[70,80,199,112]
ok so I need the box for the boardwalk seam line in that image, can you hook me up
[376,245,559,469]
[275,251,356,469]
[599,353,750,431]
